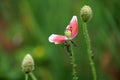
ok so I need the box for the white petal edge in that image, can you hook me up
[48,34,57,43]
[70,16,77,23]
[66,25,70,29]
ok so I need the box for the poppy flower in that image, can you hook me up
[48,16,78,44]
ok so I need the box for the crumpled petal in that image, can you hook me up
[49,34,68,44]
[66,16,78,39]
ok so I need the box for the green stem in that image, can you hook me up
[83,22,97,80]
[30,72,37,80]
[25,74,28,80]
[68,41,77,80]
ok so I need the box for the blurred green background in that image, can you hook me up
[0,0,120,80]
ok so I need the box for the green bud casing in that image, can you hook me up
[22,54,34,74]
[80,5,92,22]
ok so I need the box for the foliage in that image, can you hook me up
[0,0,120,80]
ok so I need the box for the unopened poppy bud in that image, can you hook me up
[65,29,71,38]
[22,54,34,74]
[80,5,92,22]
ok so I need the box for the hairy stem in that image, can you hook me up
[30,72,37,80]
[83,22,97,80]
[25,74,28,80]
[68,41,77,80]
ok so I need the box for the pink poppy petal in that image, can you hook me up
[49,34,67,44]
[66,16,78,39]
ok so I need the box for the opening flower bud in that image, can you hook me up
[22,54,34,74]
[65,29,71,38]
[80,5,92,22]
